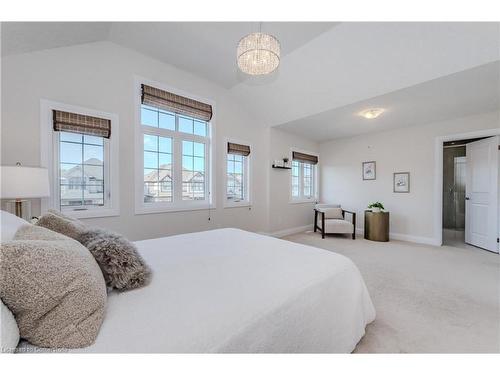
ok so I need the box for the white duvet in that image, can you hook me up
[24,228,375,353]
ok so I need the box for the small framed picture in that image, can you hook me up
[393,172,410,193]
[362,161,376,180]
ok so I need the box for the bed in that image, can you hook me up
[18,228,375,353]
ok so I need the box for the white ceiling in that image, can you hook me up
[229,22,500,127]
[1,22,112,56]
[2,22,499,141]
[108,22,336,88]
[1,22,336,88]
[274,61,500,141]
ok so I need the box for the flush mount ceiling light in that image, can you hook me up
[360,108,385,119]
[237,24,281,76]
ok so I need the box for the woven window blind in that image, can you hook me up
[292,151,318,165]
[227,142,250,156]
[53,110,111,138]
[141,84,213,122]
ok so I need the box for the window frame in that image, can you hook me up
[289,148,319,204]
[40,100,120,219]
[224,138,252,208]
[134,77,216,215]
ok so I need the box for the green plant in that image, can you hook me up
[367,202,385,210]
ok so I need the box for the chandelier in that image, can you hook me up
[237,27,280,75]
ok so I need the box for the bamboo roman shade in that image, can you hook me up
[53,110,111,138]
[292,151,318,165]
[141,84,213,122]
[227,142,251,156]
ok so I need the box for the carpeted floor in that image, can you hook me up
[282,231,500,353]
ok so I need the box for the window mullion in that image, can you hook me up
[299,162,304,200]
[81,138,85,205]
[173,135,183,203]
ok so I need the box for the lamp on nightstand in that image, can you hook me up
[1,163,50,220]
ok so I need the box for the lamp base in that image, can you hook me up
[5,200,31,221]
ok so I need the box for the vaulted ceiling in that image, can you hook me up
[2,22,499,141]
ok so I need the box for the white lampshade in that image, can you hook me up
[1,165,50,199]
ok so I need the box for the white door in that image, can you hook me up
[465,136,499,253]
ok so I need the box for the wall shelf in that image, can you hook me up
[272,165,292,170]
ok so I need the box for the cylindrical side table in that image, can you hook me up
[364,211,389,242]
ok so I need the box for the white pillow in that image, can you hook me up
[0,210,28,242]
[1,299,20,352]
[322,207,344,220]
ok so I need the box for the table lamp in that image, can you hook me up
[1,163,50,220]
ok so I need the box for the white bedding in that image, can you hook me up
[22,228,375,353]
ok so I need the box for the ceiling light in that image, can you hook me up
[237,31,280,75]
[360,108,385,119]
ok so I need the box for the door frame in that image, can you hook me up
[433,128,500,246]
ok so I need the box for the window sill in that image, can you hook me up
[224,201,252,209]
[61,208,120,219]
[289,199,317,205]
[135,203,216,215]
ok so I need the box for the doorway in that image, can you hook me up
[441,136,499,252]
[442,143,466,246]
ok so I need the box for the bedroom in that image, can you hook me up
[1,1,499,373]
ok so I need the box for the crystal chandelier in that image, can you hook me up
[237,26,280,75]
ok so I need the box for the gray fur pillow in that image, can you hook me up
[78,228,152,291]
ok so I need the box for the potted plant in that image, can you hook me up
[368,202,385,213]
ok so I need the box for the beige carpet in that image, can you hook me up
[282,231,500,353]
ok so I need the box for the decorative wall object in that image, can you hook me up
[393,172,410,193]
[362,161,376,180]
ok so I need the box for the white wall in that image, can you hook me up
[268,128,319,235]
[1,41,316,240]
[320,111,500,244]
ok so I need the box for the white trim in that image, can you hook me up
[354,228,439,245]
[433,128,500,246]
[40,99,120,219]
[224,137,252,208]
[389,232,441,246]
[266,224,314,238]
[290,199,317,205]
[133,76,216,215]
[289,147,319,204]
[267,225,439,244]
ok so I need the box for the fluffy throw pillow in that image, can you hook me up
[36,209,86,240]
[0,225,106,348]
[1,298,20,352]
[78,228,152,291]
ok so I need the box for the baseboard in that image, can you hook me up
[389,233,441,246]
[355,228,440,246]
[266,224,313,238]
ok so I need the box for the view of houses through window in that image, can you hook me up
[141,104,209,206]
[143,134,173,202]
[59,131,106,208]
[291,160,315,200]
[226,153,245,202]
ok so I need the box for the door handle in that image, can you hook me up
[465,197,470,200]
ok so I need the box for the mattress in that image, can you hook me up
[21,228,375,353]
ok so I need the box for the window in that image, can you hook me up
[225,142,250,207]
[291,151,318,202]
[143,134,172,203]
[182,140,205,201]
[41,101,119,218]
[137,83,213,213]
[58,132,106,208]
